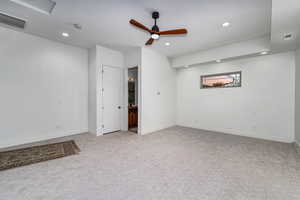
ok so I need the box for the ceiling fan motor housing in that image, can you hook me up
[151,11,160,37]
[152,11,159,20]
[152,25,159,32]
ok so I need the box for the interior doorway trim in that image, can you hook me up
[126,65,141,135]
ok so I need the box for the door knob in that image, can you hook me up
[118,106,121,109]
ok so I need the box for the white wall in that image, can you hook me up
[98,46,126,134]
[295,49,300,144]
[88,46,97,134]
[0,26,88,148]
[176,52,295,143]
[125,49,141,68]
[140,47,176,134]
[88,45,126,135]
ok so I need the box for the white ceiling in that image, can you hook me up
[271,0,300,52]
[0,0,271,57]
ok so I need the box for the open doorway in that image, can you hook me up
[128,67,138,133]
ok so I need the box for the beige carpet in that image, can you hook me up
[0,126,299,200]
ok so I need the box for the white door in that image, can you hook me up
[102,65,122,134]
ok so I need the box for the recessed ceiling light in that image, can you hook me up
[62,32,69,37]
[216,59,221,63]
[260,51,268,55]
[222,22,230,27]
[165,42,170,46]
[283,33,293,40]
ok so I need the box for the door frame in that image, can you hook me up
[125,65,141,135]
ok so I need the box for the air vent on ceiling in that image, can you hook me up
[0,13,26,29]
[9,0,56,15]
[283,33,293,40]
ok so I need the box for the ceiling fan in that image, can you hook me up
[130,11,188,45]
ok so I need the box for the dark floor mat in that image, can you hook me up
[0,140,80,171]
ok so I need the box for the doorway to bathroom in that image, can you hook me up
[128,67,138,133]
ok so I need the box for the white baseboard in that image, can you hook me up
[295,140,300,154]
[0,129,88,149]
[96,128,103,136]
[176,124,294,143]
[140,125,176,136]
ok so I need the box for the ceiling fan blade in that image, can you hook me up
[159,29,188,35]
[130,19,151,33]
[145,38,154,45]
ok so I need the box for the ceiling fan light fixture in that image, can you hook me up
[151,33,160,40]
